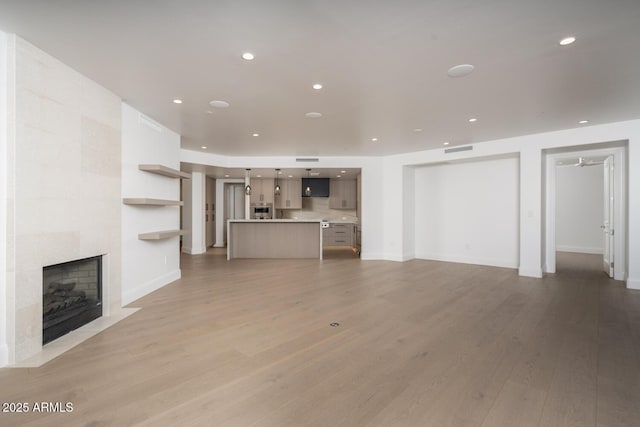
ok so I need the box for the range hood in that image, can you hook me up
[302,178,330,197]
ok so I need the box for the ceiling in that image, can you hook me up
[1,0,639,157]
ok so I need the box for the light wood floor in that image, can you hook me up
[1,251,638,426]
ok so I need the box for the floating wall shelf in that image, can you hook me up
[138,164,191,179]
[122,198,183,206]
[138,229,187,240]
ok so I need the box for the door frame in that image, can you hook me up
[544,146,626,280]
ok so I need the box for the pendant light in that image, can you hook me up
[304,169,312,196]
[245,169,252,195]
[274,169,281,196]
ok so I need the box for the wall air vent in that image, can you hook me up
[295,158,319,162]
[138,114,162,132]
[444,145,473,154]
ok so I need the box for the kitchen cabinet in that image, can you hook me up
[329,179,357,210]
[322,222,355,247]
[274,179,302,209]
[249,178,274,205]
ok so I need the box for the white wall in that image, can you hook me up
[5,36,122,364]
[383,119,640,287]
[121,103,182,306]
[414,156,520,268]
[556,164,604,254]
[628,141,640,289]
[0,30,9,366]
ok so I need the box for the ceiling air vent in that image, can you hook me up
[138,113,162,132]
[295,158,319,162]
[444,145,473,154]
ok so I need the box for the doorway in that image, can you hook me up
[544,146,626,280]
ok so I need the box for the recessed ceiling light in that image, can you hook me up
[559,36,576,46]
[443,142,450,146]
[288,175,293,178]
[468,118,477,122]
[201,146,207,149]
[336,175,342,178]
[256,174,262,178]
[224,174,230,178]
[371,138,378,142]
[340,170,346,173]
[413,128,423,132]
[579,120,589,124]
[209,100,230,108]
[305,112,322,118]
[241,52,255,60]
[252,133,260,137]
[173,99,183,104]
[278,170,282,174]
[312,83,323,90]
[447,64,475,78]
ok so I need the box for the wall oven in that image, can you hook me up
[251,203,272,219]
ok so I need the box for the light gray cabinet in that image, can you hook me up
[250,178,274,205]
[322,222,355,246]
[329,179,357,210]
[274,179,302,209]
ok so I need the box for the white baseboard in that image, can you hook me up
[385,255,406,262]
[182,246,206,255]
[519,266,543,278]
[122,269,181,306]
[415,253,518,270]
[360,251,385,260]
[556,246,604,255]
[0,343,8,368]
[627,277,640,290]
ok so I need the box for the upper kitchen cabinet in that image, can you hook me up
[249,178,274,205]
[274,179,302,209]
[329,179,357,210]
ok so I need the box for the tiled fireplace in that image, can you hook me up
[3,35,123,365]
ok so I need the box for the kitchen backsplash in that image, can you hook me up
[277,197,358,222]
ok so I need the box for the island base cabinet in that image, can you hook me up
[228,221,321,259]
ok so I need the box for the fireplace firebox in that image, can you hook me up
[42,256,102,344]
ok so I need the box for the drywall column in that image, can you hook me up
[628,138,640,289]
[519,148,543,277]
[191,171,206,254]
[0,30,9,366]
[382,161,404,261]
[183,172,206,254]
[402,166,415,260]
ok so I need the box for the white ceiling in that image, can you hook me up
[1,0,639,156]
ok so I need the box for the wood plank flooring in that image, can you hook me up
[0,251,638,426]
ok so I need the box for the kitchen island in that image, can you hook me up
[227,219,323,260]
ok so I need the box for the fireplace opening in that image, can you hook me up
[42,256,102,345]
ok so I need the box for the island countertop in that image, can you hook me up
[227,220,323,260]
[227,219,322,223]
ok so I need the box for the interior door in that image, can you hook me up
[602,156,614,277]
